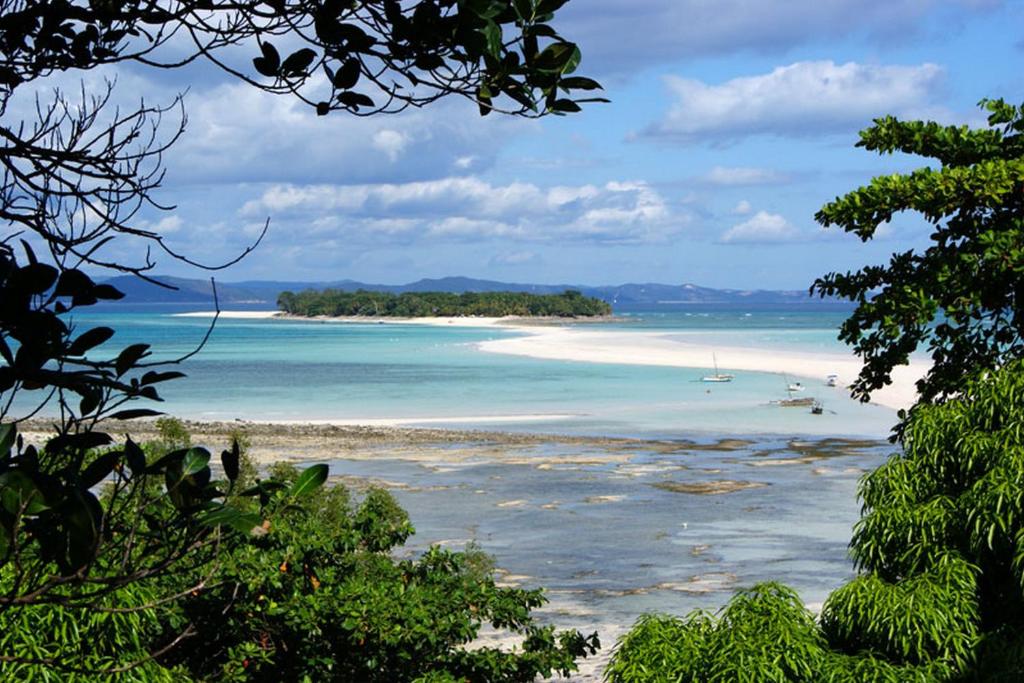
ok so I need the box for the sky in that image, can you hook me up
[17,1,1024,289]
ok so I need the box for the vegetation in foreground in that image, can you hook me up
[608,361,1024,682]
[607,100,1024,681]
[277,288,613,318]
[0,418,599,681]
[1,0,604,678]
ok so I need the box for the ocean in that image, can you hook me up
[34,302,897,438]
[15,302,896,652]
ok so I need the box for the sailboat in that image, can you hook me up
[701,354,734,383]
[773,373,815,407]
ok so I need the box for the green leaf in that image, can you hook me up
[332,57,361,90]
[125,436,146,475]
[107,408,163,421]
[533,41,578,73]
[0,471,49,515]
[513,0,533,21]
[222,440,240,482]
[81,451,121,488]
[559,76,602,91]
[536,0,571,15]
[182,447,211,476]
[116,344,151,377]
[67,327,115,357]
[200,507,263,535]
[0,424,14,456]
[60,488,101,570]
[550,98,581,113]
[482,20,502,58]
[289,464,329,498]
[281,48,317,77]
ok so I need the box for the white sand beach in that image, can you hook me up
[478,327,927,412]
[174,310,925,412]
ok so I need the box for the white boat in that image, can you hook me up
[773,374,815,407]
[701,354,734,382]
[826,374,838,387]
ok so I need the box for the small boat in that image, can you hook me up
[701,353,734,383]
[773,397,816,407]
[826,374,838,387]
[772,374,815,407]
[811,401,824,415]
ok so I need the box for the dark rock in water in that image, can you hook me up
[650,480,768,495]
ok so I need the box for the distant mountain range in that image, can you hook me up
[100,275,840,307]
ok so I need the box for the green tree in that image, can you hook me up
[607,360,1024,682]
[812,99,1024,410]
[1,0,602,676]
[161,464,598,682]
[607,100,1024,683]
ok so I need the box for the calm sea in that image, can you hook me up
[16,301,898,439]
[13,301,897,645]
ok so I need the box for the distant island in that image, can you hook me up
[277,289,612,318]
[97,274,847,307]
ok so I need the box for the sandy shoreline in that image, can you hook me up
[173,309,926,412]
[478,327,926,412]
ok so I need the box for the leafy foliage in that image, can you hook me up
[1,1,603,283]
[1,0,600,676]
[812,99,1024,408]
[607,361,1024,681]
[2,428,599,681]
[278,288,612,318]
[160,463,599,681]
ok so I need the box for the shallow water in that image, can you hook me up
[22,304,898,438]
[12,303,895,666]
[323,434,887,643]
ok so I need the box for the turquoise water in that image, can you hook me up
[12,302,895,651]
[15,303,899,438]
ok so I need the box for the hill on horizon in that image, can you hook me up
[99,274,839,307]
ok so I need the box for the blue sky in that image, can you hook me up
[30,1,1024,289]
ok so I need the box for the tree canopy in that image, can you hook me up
[1,0,603,280]
[0,0,602,677]
[277,288,612,317]
[607,359,1024,682]
[812,99,1024,408]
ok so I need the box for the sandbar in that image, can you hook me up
[477,327,926,412]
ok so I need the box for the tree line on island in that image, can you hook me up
[277,288,613,318]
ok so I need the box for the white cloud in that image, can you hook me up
[558,1,998,73]
[170,79,516,185]
[372,130,410,162]
[721,211,800,243]
[648,61,946,142]
[702,166,788,186]
[241,177,684,245]
[732,200,753,215]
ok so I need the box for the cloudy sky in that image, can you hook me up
[36,1,1024,289]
